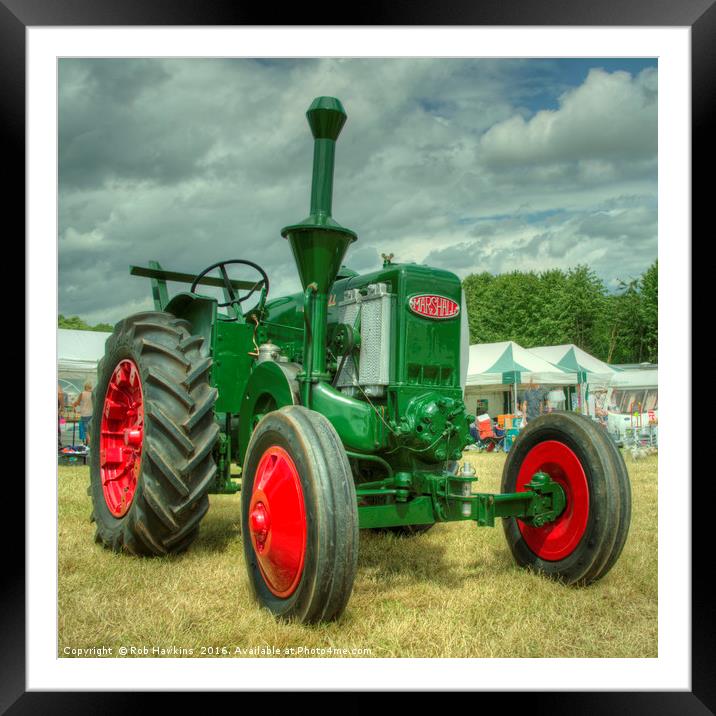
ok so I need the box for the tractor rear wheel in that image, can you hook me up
[501,412,630,585]
[241,406,359,623]
[89,311,219,555]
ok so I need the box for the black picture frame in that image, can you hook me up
[9,0,705,710]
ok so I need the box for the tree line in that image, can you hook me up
[58,314,114,333]
[58,260,658,365]
[462,260,657,364]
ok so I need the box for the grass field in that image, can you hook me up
[58,451,657,658]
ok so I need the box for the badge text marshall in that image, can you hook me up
[408,294,460,319]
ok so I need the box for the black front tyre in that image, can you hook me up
[501,412,630,585]
[241,406,359,623]
[90,311,219,556]
[589,423,632,582]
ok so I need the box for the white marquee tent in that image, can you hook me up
[465,341,576,387]
[58,328,112,399]
[610,367,658,389]
[529,344,617,388]
[464,341,576,416]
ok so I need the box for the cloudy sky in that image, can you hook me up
[59,58,657,324]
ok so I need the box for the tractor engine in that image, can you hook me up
[260,260,474,467]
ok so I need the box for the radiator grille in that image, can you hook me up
[336,283,391,394]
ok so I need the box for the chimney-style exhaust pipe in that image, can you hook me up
[281,97,357,405]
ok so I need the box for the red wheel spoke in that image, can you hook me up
[255,453,280,490]
[100,358,144,517]
[102,464,129,486]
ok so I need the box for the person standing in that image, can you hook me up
[520,380,546,424]
[589,389,609,427]
[546,387,566,412]
[58,382,65,450]
[73,382,94,446]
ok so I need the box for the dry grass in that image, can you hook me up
[58,451,657,658]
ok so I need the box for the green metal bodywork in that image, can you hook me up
[128,96,567,530]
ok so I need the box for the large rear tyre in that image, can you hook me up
[241,406,359,623]
[89,311,219,556]
[501,413,630,585]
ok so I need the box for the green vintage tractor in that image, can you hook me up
[90,97,631,623]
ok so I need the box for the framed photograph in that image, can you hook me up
[12,0,705,708]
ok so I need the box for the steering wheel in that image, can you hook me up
[190,259,270,319]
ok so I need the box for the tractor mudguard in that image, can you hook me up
[309,381,388,454]
[164,292,216,354]
[237,360,300,465]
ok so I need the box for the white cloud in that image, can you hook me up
[58,59,657,322]
[480,68,657,165]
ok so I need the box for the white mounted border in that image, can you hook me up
[28,26,689,691]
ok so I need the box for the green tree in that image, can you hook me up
[561,266,605,354]
[640,260,658,362]
[529,269,572,347]
[58,314,113,332]
[462,261,656,364]
[58,314,90,330]
[605,280,642,363]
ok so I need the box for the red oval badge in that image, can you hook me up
[408,294,460,319]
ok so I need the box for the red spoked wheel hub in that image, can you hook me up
[99,359,144,518]
[248,446,307,598]
[516,440,589,561]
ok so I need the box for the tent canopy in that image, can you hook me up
[58,329,111,373]
[610,368,658,389]
[465,341,576,387]
[529,344,617,387]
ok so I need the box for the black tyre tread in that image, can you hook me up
[146,366,194,408]
[568,417,622,584]
[178,335,205,353]
[140,338,191,368]
[501,412,625,586]
[184,389,219,431]
[241,405,359,624]
[164,499,210,549]
[303,408,360,622]
[130,319,184,338]
[146,402,195,454]
[175,462,218,517]
[90,310,218,557]
[591,431,632,581]
[184,357,213,388]
[145,443,191,497]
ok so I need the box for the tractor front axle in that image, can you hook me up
[356,469,566,530]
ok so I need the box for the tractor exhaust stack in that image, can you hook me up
[281,97,357,401]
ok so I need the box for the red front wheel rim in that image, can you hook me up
[249,446,307,598]
[99,359,144,518]
[516,440,589,561]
